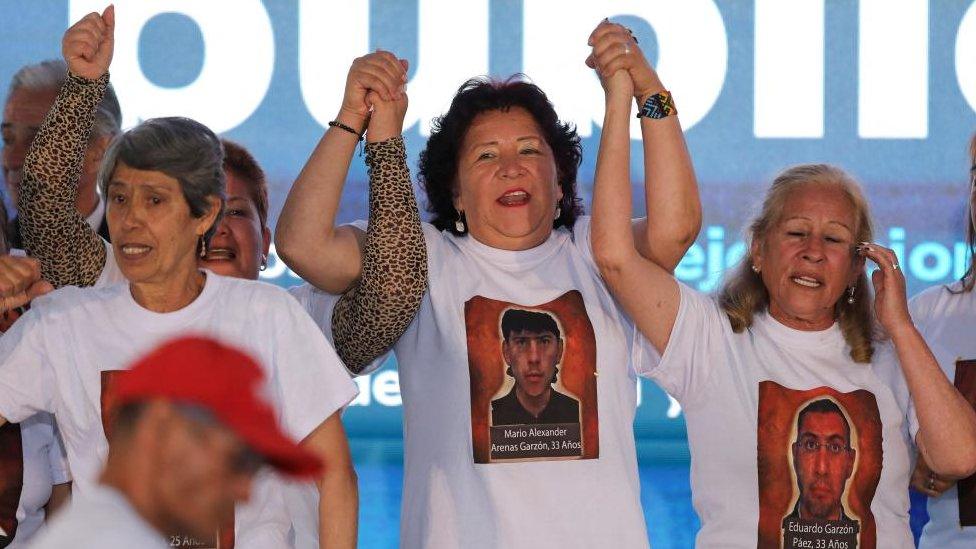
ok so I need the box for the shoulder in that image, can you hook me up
[909,282,960,321]
[30,282,124,318]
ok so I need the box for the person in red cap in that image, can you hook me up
[29,336,323,549]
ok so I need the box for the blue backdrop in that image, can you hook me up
[3,0,974,444]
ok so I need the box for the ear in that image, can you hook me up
[848,253,866,287]
[844,448,856,479]
[261,225,272,256]
[197,195,223,237]
[452,187,464,212]
[749,238,763,272]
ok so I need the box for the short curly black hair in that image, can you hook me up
[417,76,583,235]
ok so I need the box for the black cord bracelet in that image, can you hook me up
[328,120,365,141]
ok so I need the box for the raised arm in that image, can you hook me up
[20,7,115,288]
[587,22,701,271]
[588,22,685,353]
[861,244,976,478]
[275,52,409,293]
[276,53,427,371]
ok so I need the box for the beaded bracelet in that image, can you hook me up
[636,90,677,119]
[328,120,365,141]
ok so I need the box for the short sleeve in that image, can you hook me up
[570,216,596,269]
[0,307,56,423]
[268,291,360,442]
[48,416,71,485]
[287,283,389,376]
[632,281,728,404]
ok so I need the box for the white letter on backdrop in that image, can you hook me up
[754,0,824,138]
[523,0,727,138]
[859,0,928,138]
[71,0,274,132]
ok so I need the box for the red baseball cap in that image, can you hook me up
[108,336,323,478]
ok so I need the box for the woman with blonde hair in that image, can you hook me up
[908,133,976,548]
[589,61,976,546]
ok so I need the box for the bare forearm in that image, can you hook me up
[318,467,358,549]
[21,73,107,288]
[891,324,976,477]
[592,94,638,272]
[275,112,366,292]
[636,100,701,271]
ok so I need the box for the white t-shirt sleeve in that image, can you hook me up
[268,292,360,442]
[49,419,71,485]
[633,281,727,403]
[287,283,390,377]
[570,216,596,269]
[0,306,56,423]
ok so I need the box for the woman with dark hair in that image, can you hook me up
[908,135,976,548]
[276,19,700,546]
[589,35,976,548]
[0,9,359,548]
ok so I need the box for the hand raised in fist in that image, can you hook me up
[338,50,409,132]
[585,19,664,101]
[62,4,115,80]
[0,256,53,317]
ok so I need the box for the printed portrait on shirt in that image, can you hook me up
[0,423,22,548]
[465,291,598,464]
[955,359,976,526]
[757,381,883,549]
[100,371,235,549]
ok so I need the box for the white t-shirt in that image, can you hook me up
[29,483,168,549]
[0,413,69,548]
[635,282,918,548]
[910,281,976,549]
[299,217,650,548]
[0,272,358,549]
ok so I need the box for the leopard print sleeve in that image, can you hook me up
[331,136,428,373]
[20,72,109,289]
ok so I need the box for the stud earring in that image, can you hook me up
[847,285,856,305]
[751,264,760,274]
[455,210,466,233]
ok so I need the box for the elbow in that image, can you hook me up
[645,212,701,256]
[317,460,358,493]
[593,247,632,287]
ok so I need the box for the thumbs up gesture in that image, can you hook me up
[62,4,115,80]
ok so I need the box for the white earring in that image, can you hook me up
[554,205,561,220]
[455,210,466,233]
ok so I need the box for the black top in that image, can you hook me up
[491,386,580,426]
[6,212,110,250]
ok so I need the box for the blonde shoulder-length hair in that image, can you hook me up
[717,164,879,363]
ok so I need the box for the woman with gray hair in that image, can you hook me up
[0,8,360,549]
[589,63,976,547]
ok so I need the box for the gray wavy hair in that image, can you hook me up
[97,117,226,245]
[717,164,879,363]
[8,59,122,140]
